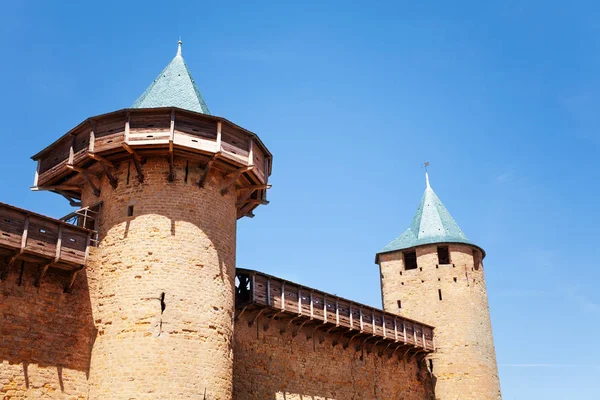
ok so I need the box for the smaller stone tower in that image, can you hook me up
[376,173,501,400]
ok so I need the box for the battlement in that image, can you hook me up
[31,107,272,219]
[0,202,92,291]
[235,268,435,355]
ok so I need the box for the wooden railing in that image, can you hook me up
[33,108,271,189]
[0,202,92,290]
[236,268,435,352]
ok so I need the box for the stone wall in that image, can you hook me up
[82,157,238,399]
[0,264,95,399]
[233,312,435,400]
[379,244,501,400]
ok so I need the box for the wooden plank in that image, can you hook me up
[267,278,271,306]
[55,225,62,262]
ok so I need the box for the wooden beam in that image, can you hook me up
[220,166,254,196]
[54,225,63,263]
[34,263,51,287]
[198,152,220,188]
[124,111,130,141]
[248,138,254,166]
[64,269,80,293]
[216,122,222,152]
[0,250,23,281]
[33,160,40,187]
[121,143,144,183]
[88,121,96,152]
[32,185,83,192]
[88,153,118,188]
[168,110,175,182]
[66,164,101,196]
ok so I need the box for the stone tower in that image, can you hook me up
[376,173,501,400]
[31,42,272,399]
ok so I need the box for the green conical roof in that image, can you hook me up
[379,173,480,255]
[132,41,210,114]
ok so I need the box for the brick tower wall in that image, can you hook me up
[232,313,435,400]
[378,244,501,400]
[0,266,94,399]
[82,157,237,399]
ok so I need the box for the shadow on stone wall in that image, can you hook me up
[0,263,97,393]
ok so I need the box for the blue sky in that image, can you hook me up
[1,1,599,398]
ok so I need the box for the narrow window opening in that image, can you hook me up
[160,292,166,313]
[403,251,417,270]
[397,300,402,309]
[453,277,457,283]
[438,289,443,301]
[473,249,481,271]
[429,359,434,372]
[437,246,450,264]
[127,205,134,217]
[126,161,131,184]
[184,161,189,183]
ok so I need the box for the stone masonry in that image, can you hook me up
[82,157,237,399]
[233,313,434,400]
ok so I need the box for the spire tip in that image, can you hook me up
[176,39,182,57]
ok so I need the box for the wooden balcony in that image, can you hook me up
[235,269,435,355]
[31,107,272,219]
[0,202,92,291]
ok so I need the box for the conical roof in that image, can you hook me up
[132,41,210,114]
[378,173,482,256]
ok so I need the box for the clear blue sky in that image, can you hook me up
[1,1,599,398]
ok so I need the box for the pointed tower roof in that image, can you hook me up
[132,41,210,114]
[378,172,484,257]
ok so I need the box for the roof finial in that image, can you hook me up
[176,39,182,57]
[423,161,431,188]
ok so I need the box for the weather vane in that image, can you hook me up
[423,161,430,172]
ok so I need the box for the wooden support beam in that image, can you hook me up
[66,164,101,196]
[198,152,220,188]
[33,160,40,187]
[55,190,82,207]
[220,166,254,196]
[88,153,118,188]
[88,121,96,153]
[216,122,222,152]
[168,110,175,182]
[34,263,51,287]
[32,185,84,192]
[54,225,63,263]
[1,250,23,281]
[122,143,144,183]
[64,268,82,293]
[248,138,254,166]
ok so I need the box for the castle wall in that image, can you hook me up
[0,265,95,399]
[82,158,237,399]
[379,244,501,400]
[232,312,435,400]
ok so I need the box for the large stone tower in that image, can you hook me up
[376,173,501,400]
[31,42,271,399]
